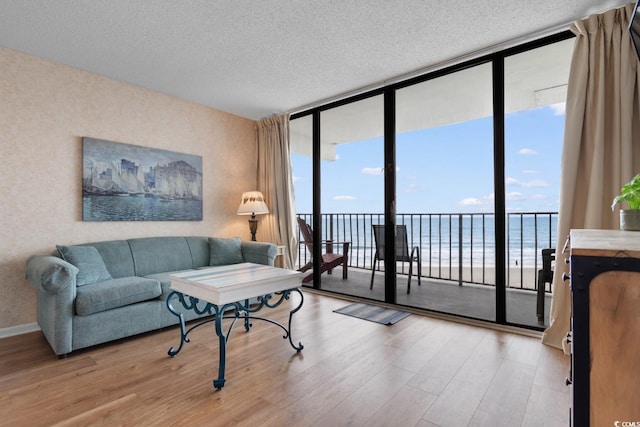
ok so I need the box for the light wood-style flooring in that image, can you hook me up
[0,291,569,426]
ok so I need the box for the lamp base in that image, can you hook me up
[248,216,258,241]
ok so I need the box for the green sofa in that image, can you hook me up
[25,236,277,356]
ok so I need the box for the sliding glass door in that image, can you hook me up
[503,39,570,327]
[291,96,385,301]
[395,62,496,320]
[318,95,384,300]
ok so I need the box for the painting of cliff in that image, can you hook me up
[82,137,203,221]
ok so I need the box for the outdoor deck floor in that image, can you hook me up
[306,267,552,329]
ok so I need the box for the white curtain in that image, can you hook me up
[542,3,640,349]
[256,114,299,270]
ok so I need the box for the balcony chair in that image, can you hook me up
[370,224,421,294]
[536,248,555,323]
[296,217,350,283]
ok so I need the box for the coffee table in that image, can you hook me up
[166,262,303,389]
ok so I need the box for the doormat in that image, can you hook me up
[333,303,410,325]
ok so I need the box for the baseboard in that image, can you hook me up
[0,322,40,339]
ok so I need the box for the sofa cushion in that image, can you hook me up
[241,240,278,266]
[144,271,190,300]
[56,245,113,286]
[89,240,135,278]
[75,277,162,316]
[128,237,194,277]
[185,236,211,268]
[209,237,244,266]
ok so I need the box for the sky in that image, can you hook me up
[292,103,565,215]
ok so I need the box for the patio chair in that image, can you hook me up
[296,217,350,283]
[536,248,555,323]
[370,224,421,294]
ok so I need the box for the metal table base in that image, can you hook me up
[166,288,304,389]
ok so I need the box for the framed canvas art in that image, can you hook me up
[82,137,203,221]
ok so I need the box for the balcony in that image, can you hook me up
[296,212,557,329]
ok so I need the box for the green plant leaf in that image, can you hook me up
[612,173,640,210]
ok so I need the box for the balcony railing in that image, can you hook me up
[296,212,557,292]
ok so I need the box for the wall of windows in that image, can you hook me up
[290,32,572,329]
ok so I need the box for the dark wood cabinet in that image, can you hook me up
[569,229,640,426]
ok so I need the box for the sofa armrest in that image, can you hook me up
[26,255,79,293]
[26,255,77,356]
[241,241,278,266]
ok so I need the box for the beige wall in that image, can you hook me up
[0,46,259,329]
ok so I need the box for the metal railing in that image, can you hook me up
[296,212,557,292]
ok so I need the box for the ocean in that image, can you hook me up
[302,212,558,272]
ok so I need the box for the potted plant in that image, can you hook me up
[611,173,640,231]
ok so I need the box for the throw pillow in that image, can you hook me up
[56,245,113,286]
[209,237,244,266]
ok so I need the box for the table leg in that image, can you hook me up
[213,306,227,389]
[166,291,188,357]
[243,298,252,331]
[211,303,243,389]
[287,289,304,352]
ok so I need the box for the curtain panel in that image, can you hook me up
[542,2,640,349]
[256,114,299,270]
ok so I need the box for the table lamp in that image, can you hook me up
[237,191,269,241]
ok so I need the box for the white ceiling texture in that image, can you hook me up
[0,0,631,124]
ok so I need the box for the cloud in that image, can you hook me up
[458,197,482,206]
[518,148,538,156]
[362,166,400,176]
[506,177,551,188]
[333,195,356,201]
[362,167,384,176]
[506,177,520,185]
[506,191,524,201]
[525,180,551,188]
[456,194,495,211]
[522,169,540,174]
[549,102,566,116]
[405,183,421,193]
[530,194,547,200]
[458,190,548,210]
[506,192,547,202]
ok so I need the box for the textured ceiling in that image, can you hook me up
[0,0,631,120]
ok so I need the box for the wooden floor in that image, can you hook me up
[0,291,570,426]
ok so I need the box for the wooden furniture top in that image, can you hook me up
[570,229,640,258]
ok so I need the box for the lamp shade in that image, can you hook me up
[237,191,269,216]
